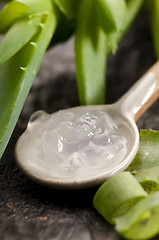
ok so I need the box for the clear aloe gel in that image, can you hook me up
[16,108,133,184]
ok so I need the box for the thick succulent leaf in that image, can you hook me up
[115,192,159,239]
[0,1,28,33]
[0,12,57,159]
[150,0,159,59]
[17,0,52,14]
[107,0,144,53]
[127,130,159,173]
[53,0,78,19]
[93,172,147,224]
[49,3,74,46]
[134,167,159,194]
[0,15,41,65]
[75,0,107,105]
[96,0,127,34]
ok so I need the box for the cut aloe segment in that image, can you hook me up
[115,192,159,239]
[0,1,28,33]
[93,172,147,224]
[134,167,159,194]
[127,130,159,173]
[0,15,41,65]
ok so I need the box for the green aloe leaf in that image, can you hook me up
[0,10,57,159]
[0,15,41,65]
[0,1,28,33]
[115,192,159,239]
[134,167,159,194]
[53,0,78,19]
[49,3,74,46]
[17,0,52,14]
[96,0,127,34]
[75,0,107,105]
[149,0,159,59]
[93,172,147,224]
[126,130,159,173]
[107,0,144,53]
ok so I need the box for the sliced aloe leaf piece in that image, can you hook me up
[96,0,127,34]
[115,192,159,239]
[93,172,147,224]
[127,130,159,173]
[75,0,107,105]
[134,167,159,194]
[0,1,28,33]
[0,12,57,159]
[0,15,41,65]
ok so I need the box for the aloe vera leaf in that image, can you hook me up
[75,0,107,105]
[17,0,52,14]
[0,12,57,159]
[93,172,147,224]
[127,130,159,174]
[49,3,74,46]
[0,1,28,33]
[53,0,78,19]
[115,192,159,239]
[149,0,159,59]
[0,15,41,65]
[126,0,144,26]
[107,0,144,53]
[134,167,159,194]
[96,0,127,35]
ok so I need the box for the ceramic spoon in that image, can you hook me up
[15,62,159,189]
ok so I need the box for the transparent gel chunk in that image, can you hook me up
[24,109,129,179]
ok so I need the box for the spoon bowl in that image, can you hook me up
[15,62,159,189]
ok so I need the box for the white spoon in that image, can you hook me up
[15,62,159,189]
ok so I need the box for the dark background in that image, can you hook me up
[0,10,159,240]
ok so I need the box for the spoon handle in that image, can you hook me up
[118,61,159,121]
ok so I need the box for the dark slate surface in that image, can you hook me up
[0,11,159,240]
